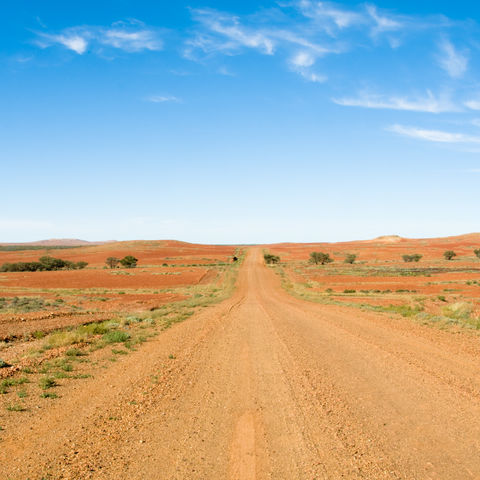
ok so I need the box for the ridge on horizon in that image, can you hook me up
[2,232,480,247]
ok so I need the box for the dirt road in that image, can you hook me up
[2,248,480,479]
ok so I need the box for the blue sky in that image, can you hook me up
[1,1,480,243]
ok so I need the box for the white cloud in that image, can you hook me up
[35,21,163,55]
[296,1,364,29]
[146,95,181,103]
[333,91,456,113]
[38,32,89,54]
[291,51,315,67]
[366,5,403,35]
[187,8,335,83]
[289,51,326,82]
[300,71,327,82]
[189,9,276,55]
[387,124,480,143]
[437,39,468,78]
[101,29,163,52]
[465,100,480,110]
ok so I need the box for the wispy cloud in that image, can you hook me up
[34,20,163,55]
[289,51,326,82]
[437,39,468,78]
[465,100,480,110]
[185,2,460,84]
[101,28,162,52]
[366,5,403,35]
[186,9,276,57]
[186,7,338,82]
[333,91,456,113]
[38,32,89,54]
[295,1,364,30]
[388,124,480,143]
[146,95,181,103]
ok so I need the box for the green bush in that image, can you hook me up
[344,254,357,264]
[120,255,138,268]
[106,257,120,269]
[474,248,480,259]
[39,376,57,390]
[264,253,280,264]
[442,302,473,320]
[309,252,333,265]
[0,256,88,272]
[102,330,130,344]
[444,250,456,261]
[402,254,422,263]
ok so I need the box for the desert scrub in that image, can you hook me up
[39,376,57,390]
[65,348,87,357]
[6,402,27,412]
[442,302,474,321]
[0,377,29,393]
[102,330,130,344]
[41,392,58,399]
[0,296,47,312]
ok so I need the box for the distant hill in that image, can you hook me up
[370,235,405,243]
[0,239,115,247]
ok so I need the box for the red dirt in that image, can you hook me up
[1,247,480,479]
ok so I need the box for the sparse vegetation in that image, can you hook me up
[309,252,333,265]
[442,302,474,321]
[0,256,88,272]
[106,256,120,269]
[344,253,357,264]
[6,402,27,412]
[402,254,422,263]
[39,377,57,390]
[120,255,138,268]
[102,330,130,344]
[0,296,47,312]
[474,248,480,259]
[444,250,457,261]
[264,253,280,264]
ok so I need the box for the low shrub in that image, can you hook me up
[102,330,130,344]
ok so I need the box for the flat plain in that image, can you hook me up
[1,235,480,479]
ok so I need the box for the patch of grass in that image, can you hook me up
[60,362,73,372]
[442,302,474,321]
[17,390,27,398]
[40,392,58,399]
[65,348,86,357]
[112,348,128,355]
[102,330,130,344]
[0,377,29,393]
[39,376,57,390]
[6,402,26,412]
